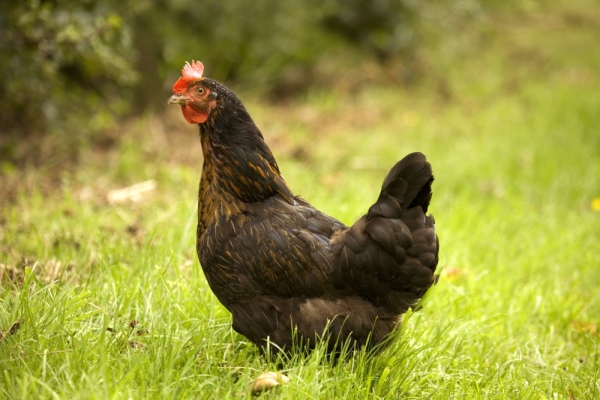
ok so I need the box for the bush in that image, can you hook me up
[0,0,140,163]
[0,0,486,164]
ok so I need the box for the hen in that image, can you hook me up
[168,61,438,355]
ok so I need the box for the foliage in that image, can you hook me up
[0,0,486,164]
[0,0,138,143]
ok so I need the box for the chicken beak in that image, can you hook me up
[168,94,187,105]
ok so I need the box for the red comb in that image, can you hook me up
[173,60,205,94]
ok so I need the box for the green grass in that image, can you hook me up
[2,2,600,399]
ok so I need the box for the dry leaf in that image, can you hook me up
[8,320,23,335]
[107,180,157,204]
[442,266,467,280]
[1,319,24,341]
[128,340,145,349]
[248,372,290,395]
[571,320,598,336]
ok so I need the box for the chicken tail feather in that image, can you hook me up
[369,152,433,218]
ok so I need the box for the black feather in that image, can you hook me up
[187,78,439,355]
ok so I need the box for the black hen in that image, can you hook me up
[168,61,439,354]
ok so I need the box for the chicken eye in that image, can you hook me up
[197,87,205,95]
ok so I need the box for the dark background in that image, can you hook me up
[0,0,495,164]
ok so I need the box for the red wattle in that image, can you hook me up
[181,104,208,124]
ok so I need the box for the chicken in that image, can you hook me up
[168,60,438,355]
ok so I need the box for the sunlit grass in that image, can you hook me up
[1,2,600,399]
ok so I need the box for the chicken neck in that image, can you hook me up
[197,101,296,207]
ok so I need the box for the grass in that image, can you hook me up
[1,2,600,398]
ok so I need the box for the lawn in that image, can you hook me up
[1,2,599,399]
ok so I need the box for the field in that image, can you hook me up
[1,2,599,399]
